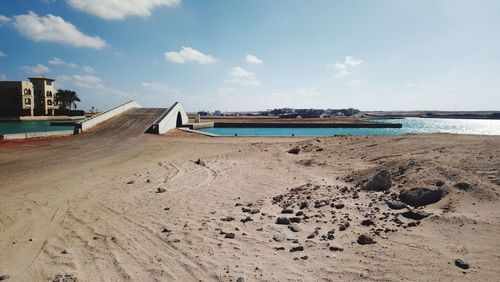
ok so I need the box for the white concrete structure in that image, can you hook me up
[76,100,141,132]
[147,102,188,134]
[0,130,74,140]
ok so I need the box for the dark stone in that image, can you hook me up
[250,208,260,214]
[155,187,166,193]
[357,234,376,245]
[224,233,235,239]
[288,148,300,154]
[361,218,375,226]
[281,208,294,214]
[221,216,235,222]
[454,182,471,191]
[333,202,345,209]
[387,200,407,210]
[295,211,304,216]
[329,245,344,252]
[161,227,171,233]
[455,259,470,269]
[276,217,291,225]
[274,246,285,251]
[290,246,304,252]
[290,217,302,223]
[401,210,431,220]
[126,180,134,184]
[240,216,253,223]
[0,275,8,281]
[194,159,205,166]
[241,207,252,213]
[236,278,245,282]
[399,187,444,207]
[300,255,309,260]
[339,221,350,231]
[365,170,392,191]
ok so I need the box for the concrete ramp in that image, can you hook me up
[84,108,166,138]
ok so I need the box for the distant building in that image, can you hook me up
[0,77,58,116]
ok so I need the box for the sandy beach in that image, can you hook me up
[1,119,499,281]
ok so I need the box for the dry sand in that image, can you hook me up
[0,115,499,281]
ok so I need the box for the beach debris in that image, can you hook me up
[288,223,301,232]
[364,169,392,191]
[387,200,407,210]
[289,246,304,252]
[276,217,291,225]
[273,233,287,242]
[155,187,166,193]
[435,179,445,187]
[329,245,344,252]
[454,182,471,191]
[250,208,260,214]
[299,201,309,209]
[288,148,300,154]
[50,273,76,282]
[357,234,376,245]
[454,259,470,269]
[224,233,235,239]
[399,187,444,207]
[339,220,350,231]
[194,159,205,166]
[0,274,8,281]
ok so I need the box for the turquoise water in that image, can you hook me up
[200,118,500,136]
[0,121,75,134]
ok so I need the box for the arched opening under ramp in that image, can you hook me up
[176,111,183,127]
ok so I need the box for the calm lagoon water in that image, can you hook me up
[200,118,500,136]
[0,121,75,134]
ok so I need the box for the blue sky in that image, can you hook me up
[1,0,499,112]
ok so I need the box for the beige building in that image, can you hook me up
[0,77,58,116]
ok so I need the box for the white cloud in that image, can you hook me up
[141,81,180,94]
[82,66,95,73]
[244,54,263,64]
[0,15,10,25]
[226,66,260,86]
[0,74,6,80]
[216,87,235,97]
[21,64,51,75]
[164,47,216,64]
[328,56,362,78]
[0,51,5,57]
[67,0,181,20]
[49,57,78,68]
[344,56,363,66]
[73,74,105,89]
[13,11,107,49]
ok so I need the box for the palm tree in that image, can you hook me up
[56,89,81,110]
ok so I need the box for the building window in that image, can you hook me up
[24,89,29,94]
[46,81,52,86]
[47,100,53,106]
[25,98,31,105]
[47,91,52,97]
